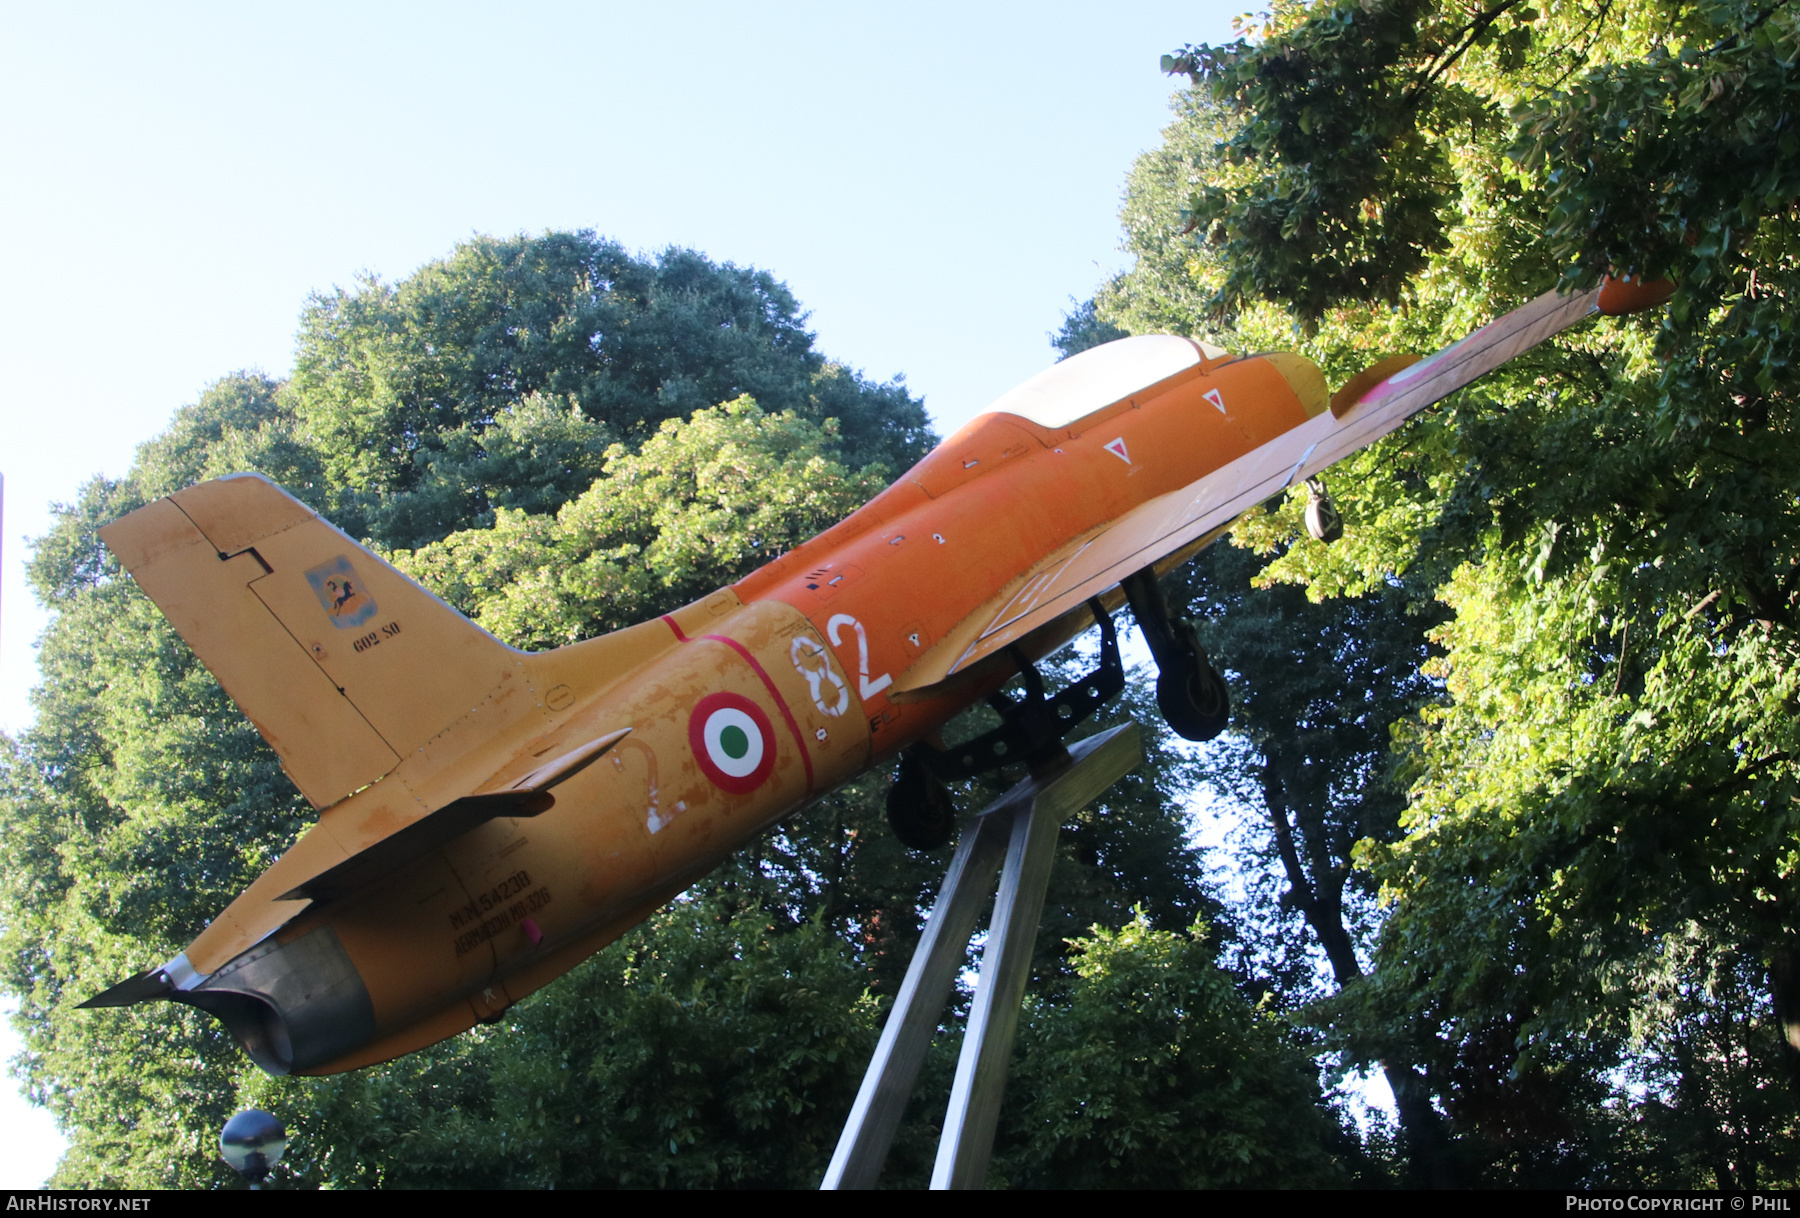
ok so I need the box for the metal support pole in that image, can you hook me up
[821,722,1144,1190]
[818,803,1011,1189]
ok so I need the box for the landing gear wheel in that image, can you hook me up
[1155,621,1230,742]
[887,753,956,849]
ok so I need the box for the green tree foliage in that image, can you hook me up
[1093,89,1237,343]
[131,373,324,504]
[288,232,933,548]
[1168,0,1464,322]
[1106,0,1800,1187]
[1050,298,1127,360]
[393,398,891,648]
[995,913,1348,1189]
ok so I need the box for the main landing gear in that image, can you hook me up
[885,574,1233,848]
[887,598,1125,850]
[1121,567,1230,743]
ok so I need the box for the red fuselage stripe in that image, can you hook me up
[699,634,815,795]
[664,617,815,794]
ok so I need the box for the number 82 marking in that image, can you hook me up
[827,614,893,700]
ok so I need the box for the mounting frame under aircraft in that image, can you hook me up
[81,275,1675,1074]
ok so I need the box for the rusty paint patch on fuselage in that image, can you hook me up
[292,599,869,1068]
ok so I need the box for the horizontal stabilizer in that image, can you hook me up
[77,969,173,1009]
[477,728,629,796]
[281,729,630,903]
[281,791,553,903]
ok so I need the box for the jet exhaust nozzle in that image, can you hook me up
[82,928,376,1075]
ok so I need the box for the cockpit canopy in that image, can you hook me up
[988,334,1227,429]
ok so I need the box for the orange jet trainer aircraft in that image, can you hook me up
[82,277,1674,1075]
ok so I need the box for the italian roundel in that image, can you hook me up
[689,692,777,794]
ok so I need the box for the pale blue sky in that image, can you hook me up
[0,1,1242,1184]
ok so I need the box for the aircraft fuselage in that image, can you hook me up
[94,337,1325,1074]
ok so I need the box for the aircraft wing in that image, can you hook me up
[893,282,1619,695]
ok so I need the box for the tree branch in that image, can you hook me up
[1263,759,1319,921]
[1262,757,1366,986]
[1404,0,1528,106]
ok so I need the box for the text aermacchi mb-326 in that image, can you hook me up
[82,277,1673,1074]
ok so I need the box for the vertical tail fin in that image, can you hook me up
[101,474,521,809]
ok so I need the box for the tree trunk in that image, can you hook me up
[1767,943,1800,1096]
[1263,760,1461,1188]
